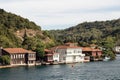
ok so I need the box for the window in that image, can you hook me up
[29,54,34,58]
[78,51,81,53]
[67,52,72,54]
[54,54,58,58]
[15,54,17,58]
[22,54,24,58]
[63,57,66,60]
[18,54,20,58]
[14,55,15,59]
[20,54,22,58]
[28,54,30,57]
[29,54,31,58]
[11,55,13,59]
[73,56,76,60]
[32,54,34,58]
[74,50,78,53]
[48,56,53,60]
[16,54,17,58]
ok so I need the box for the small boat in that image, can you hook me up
[103,57,110,61]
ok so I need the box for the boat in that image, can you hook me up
[103,57,110,61]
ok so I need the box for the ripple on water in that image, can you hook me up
[1,57,120,80]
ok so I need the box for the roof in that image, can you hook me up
[82,47,102,52]
[3,48,36,54]
[44,49,51,52]
[51,45,81,50]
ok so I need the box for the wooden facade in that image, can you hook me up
[2,48,36,65]
[44,49,53,62]
[82,47,102,61]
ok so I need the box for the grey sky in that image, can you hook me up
[0,0,120,30]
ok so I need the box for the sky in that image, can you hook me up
[0,0,120,30]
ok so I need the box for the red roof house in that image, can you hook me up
[2,48,36,65]
[82,47,102,61]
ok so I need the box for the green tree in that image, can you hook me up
[0,55,10,65]
[35,42,45,61]
[102,37,116,60]
[22,35,37,50]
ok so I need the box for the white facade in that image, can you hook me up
[55,47,85,63]
[53,53,59,62]
[65,48,85,63]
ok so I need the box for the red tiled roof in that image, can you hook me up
[82,47,92,51]
[93,49,102,51]
[82,47,102,52]
[3,48,35,54]
[44,49,51,52]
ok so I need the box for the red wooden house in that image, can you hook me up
[44,49,53,62]
[82,47,102,61]
[2,48,36,65]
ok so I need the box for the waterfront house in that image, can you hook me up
[44,49,53,62]
[45,43,85,63]
[82,47,102,61]
[2,48,36,66]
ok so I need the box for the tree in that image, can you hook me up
[22,37,37,50]
[102,37,116,60]
[22,29,37,50]
[35,42,45,61]
[103,48,115,60]
[0,55,10,65]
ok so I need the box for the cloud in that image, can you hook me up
[0,0,120,30]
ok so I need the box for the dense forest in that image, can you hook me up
[0,9,55,52]
[50,19,120,46]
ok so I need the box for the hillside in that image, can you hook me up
[49,19,120,46]
[0,9,55,49]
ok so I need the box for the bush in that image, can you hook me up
[0,55,10,65]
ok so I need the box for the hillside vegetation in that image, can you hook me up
[49,19,120,59]
[50,19,120,46]
[0,9,55,50]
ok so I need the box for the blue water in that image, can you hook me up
[0,56,120,80]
